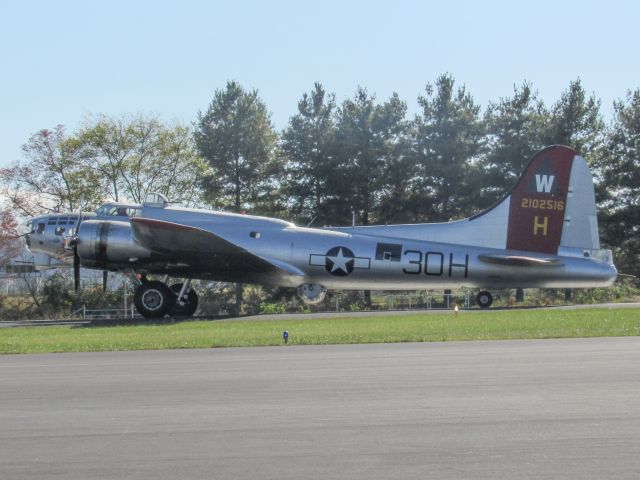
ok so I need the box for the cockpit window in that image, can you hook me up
[95,205,141,217]
[55,226,65,236]
[37,223,45,234]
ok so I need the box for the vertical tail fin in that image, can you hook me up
[505,145,599,254]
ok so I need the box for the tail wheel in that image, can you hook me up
[476,291,493,308]
[134,281,172,318]
[170,284,199,317]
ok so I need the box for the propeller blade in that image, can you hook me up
[73,213,83,292]
[102,270,108,291]
[74,248,80,291]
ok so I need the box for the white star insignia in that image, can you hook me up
[328,248,351,273]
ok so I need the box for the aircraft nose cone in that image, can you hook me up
[23,217,48,254]
[20,220,34,249]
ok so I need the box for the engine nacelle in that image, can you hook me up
[77,220,151,268]
[296,283,327,305]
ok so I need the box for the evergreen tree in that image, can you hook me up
[598,89,640,276]
[195,81,279,213]
[544,79,605,156]
[281,83,337,225]
[413,74,485,221]
[374,126,416,224]
[334,87,409,226]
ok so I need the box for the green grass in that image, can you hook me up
[1,307,640,354]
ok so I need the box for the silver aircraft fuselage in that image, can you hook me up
[27,203,616,291]
[134,206,617,290]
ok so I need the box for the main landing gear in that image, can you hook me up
[133,278,199,318]
[476,291,493,309]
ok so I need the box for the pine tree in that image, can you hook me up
[544,79,605,156]
[413,74,485,221]
[281,83,337,225]
[334,87,409,226]
[195,81,279,213]
[598,89,640,276]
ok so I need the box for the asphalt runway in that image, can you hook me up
[1,338,640,479]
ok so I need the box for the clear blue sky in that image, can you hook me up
[1,0,638,166]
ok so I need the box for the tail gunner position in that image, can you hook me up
[26,146,617,317]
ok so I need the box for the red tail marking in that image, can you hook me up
[506,146,575,254]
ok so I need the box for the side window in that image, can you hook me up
[37,223,46,234]
[55,226,66,236]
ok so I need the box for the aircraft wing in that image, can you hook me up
[478,254,563,267]
[129,217,302,276]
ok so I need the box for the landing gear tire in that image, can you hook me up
[134,281,172,318]
[169,283,199,317]
[476,291,493,309]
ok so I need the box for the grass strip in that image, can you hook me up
[1,307,639,354]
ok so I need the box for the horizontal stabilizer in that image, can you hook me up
[478,254,563,267]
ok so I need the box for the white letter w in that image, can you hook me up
[535,174,555,193]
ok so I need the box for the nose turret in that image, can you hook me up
[25,213,87,260]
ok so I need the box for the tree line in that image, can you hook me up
[1,74,638,277]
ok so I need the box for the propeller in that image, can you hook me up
[69,213,109,292]
[73,214,83,291]
[73,243,81,291]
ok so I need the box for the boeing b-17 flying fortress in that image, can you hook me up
[25,145,617,317]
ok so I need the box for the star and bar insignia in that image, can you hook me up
[309,246,371,276]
